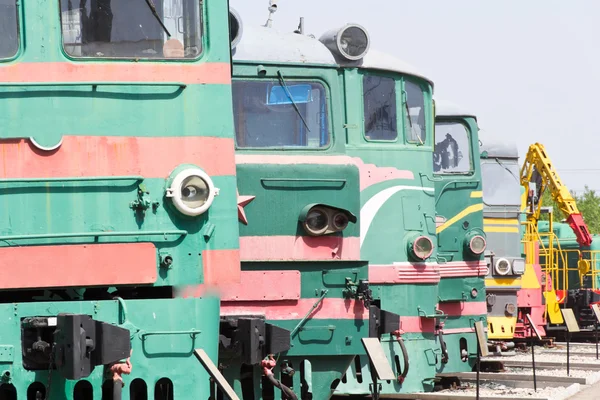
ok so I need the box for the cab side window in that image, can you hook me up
[363,75,397,141]
[404,80,426,144]
[0,0,19,59]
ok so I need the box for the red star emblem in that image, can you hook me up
[237,190,255,225]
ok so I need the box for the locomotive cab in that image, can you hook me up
[479,137,525,343]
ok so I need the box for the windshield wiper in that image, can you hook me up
[277,71,311,132]
[495,158,519,182]
[144,0,171,37]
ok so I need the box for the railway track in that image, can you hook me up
[333,344,600,399]
[354,345,600,399]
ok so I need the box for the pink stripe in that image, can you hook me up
[202,249,240,287]
[0,243,156,289]
[0,62,230,85]
[216,271,301,301]
[399,317,436,333]
[369,264,440,284]
[441,327,476,334]
[438,301,487,316]
[220,298,369,320]
[236,154,415,190]
[239,236,360,261]
[0,136,235,178]
[439,260,487,277]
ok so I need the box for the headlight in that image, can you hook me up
[464,231,486,256]
[319,24,370,61]
[299,204,356,236]
[468,235,487,255]
[407,234,434,261]
[512,259,526,275]
[494,258,511,276]
[166,168,218,216]
[332,212,349,231]
[505,303,517,315]
[304,206,330,236]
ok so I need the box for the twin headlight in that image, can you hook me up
[166,167,218,217]
[493,257,525,276]
[299,204,356,236]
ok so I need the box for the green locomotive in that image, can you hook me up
[433,100,487,374]
[0,1,240,399]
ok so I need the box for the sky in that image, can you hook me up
[230,0,600,194]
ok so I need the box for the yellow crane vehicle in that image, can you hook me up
[520,142,594,335]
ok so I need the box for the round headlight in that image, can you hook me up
[469,235,487,255]
[332,212,349,231]
[166,168,217,216]
[505,303,516,315]
[319,23,370,61]
[494,258,511,276]
[409,235,433,261]
[338,25,370,60]
[304,207,329,236]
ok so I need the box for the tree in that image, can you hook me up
[537,186,600,234]
[574,186,600,234]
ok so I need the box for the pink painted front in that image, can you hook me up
[0,136,235,179]
[441,327,476,334]
[438,301,487,316]
[239,236,360,261]
[439,260,488,277]
[369,264,440,284]
[220,298,368,320]
[0,243,157,289]
[0,62,230,85]
[399,317,436,333]
[214,271,301,301]
[202,249,241,286]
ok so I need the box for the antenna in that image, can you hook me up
[264,0,278,28]
[294,17,305,35]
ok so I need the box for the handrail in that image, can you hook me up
[0,82,187,88]
[0,230,187,241]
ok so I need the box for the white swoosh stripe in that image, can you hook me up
[360,185,434,247]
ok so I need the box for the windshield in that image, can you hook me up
[59,0,202,59]
[434,122,471,174]
[233,80,330,148]
[0,0,18,59]
[482,160,521,206]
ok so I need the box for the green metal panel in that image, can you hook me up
[236,164,360,238]
[0,298,219,399]
[438,277,485,303]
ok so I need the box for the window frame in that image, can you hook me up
[232,77,334,151]
[0,0,22,62]
[57,0,206,62]
[361,73,400,143]
[433,120,474,176]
